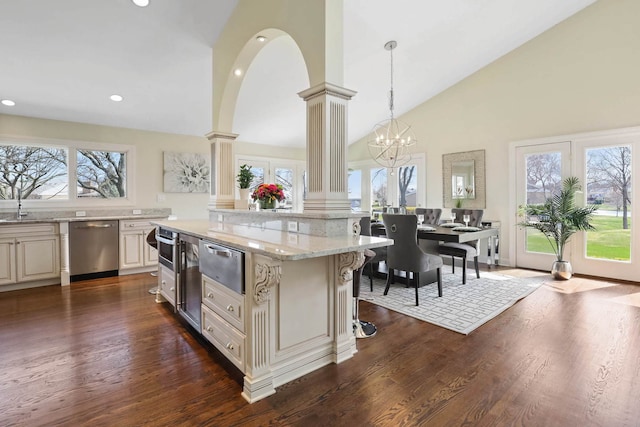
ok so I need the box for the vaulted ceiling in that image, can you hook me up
[0,0,596,148]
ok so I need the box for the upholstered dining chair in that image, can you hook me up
[414,208,442,225]
[359,216,387,291]
[382,214,443,306]
[438,209,484,284]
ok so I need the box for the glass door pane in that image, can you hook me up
[275,167,293,208]
[515,142,571,271]
[585,146,632,261]
[524,152,562,255]
[397,165,417,210]
[371,167,387,212]
[348,169,362,211]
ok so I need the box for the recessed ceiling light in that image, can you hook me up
[1,99,16,106]
[256,35,267,42]
[234,69,243,77]
[132,0,150,7]
[110,94,124,102]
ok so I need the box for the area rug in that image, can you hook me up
[359,271,547,335]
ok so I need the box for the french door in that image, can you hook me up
[515,129,639,282]
[515,142,571,271]
[571,134,637,281]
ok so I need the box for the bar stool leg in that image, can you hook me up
[353,252,377,339]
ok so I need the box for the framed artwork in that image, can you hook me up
[163,151,210,193]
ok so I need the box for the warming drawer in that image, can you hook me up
[199,240,244,294]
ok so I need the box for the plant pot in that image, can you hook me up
[259,199,276,210]
[239,188,251,201]
[551,260,572,280]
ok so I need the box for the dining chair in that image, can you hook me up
[382,214,443,305]
[359,216,387,291]
[438,209,484,284]
[415,208,442,225]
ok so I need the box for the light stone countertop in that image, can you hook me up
[0,214,167,225]
[152,219,393,261]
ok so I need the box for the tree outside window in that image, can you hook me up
[0,145,68,200]
[77,150,127,198]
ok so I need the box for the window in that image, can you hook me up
[397,165,417,208]
[275,167,294,208]
[0,138,135,206]
[77,150,127,198]
[371,167,388,210]
[348,154,426,214]
[235,157,305,211]
[0,144,68,200]
[348,169,362,210]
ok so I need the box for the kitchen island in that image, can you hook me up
[152,217,391,403]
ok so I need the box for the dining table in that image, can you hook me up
[416,224,500,267]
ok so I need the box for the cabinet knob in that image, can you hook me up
[206,326,213,332]
[161,280,166,285]
[207,292,214,298]
[226,343,234,350]
[226,305,234,312]
[170,287,174,292]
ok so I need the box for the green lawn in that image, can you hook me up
[526,215,632,261]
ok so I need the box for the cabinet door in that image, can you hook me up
[119,232,144,269]
[0,238,17,285]
[16,235,60,282]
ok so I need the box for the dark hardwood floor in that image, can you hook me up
[1,270,639,426]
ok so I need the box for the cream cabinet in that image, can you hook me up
[119,220,158,272]
[201,274,246,371]
[0,223,60,287]
[158,263,176,306]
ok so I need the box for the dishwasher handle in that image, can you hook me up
[204,244,231,257]
[74,223,114,229]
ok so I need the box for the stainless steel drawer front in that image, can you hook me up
[199,240,244,294]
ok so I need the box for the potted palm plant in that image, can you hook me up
[519,176,597,280]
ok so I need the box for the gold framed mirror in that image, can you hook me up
[443,149,485,209]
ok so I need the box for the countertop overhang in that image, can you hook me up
[152,219,392,261]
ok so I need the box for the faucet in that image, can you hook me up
[17,189,27,220]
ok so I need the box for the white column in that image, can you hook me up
[205,131,237,210]
[298,82,356,212]
[334,251,364,362]
[59,221,70,286]
[242,257,281,403]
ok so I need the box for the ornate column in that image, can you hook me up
[205,130,237,210]
[298,82,356,212]
[334,250,365,363]
[242,258,281,403]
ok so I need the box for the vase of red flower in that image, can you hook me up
[251,183,285,210]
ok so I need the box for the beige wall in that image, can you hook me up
[0,114,211,219]
[349,0,640,264]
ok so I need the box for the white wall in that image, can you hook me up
[349,0,640,265]
[0,114,211,219]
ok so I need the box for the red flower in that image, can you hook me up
[251,183,285,202]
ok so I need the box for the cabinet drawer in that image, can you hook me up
[158,264,176,306]
[202,274,245,333]
[201,304,245,371]
[0,223,58,236]
[120,220,152,231]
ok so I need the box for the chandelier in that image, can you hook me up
[368,40,416,173]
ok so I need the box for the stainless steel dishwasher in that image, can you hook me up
[69,220,119,281]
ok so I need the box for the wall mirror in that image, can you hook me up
[443,149,485,209]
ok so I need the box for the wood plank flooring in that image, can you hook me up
[1,270,639,426]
